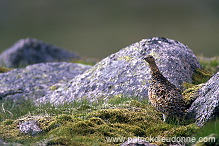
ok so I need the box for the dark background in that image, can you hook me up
[0,0,218,59]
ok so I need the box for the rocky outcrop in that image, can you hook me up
[37,37,201,105]
[187,71,219,126]
[0,38,79,68]
[0,62,91,102]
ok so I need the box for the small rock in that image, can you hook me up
[0,38,79,68]
[19,121,42,136]
[187,72,219,126]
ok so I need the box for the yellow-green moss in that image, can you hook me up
[111,123,146,136]
[72,57,99,66]
[117,56,133,62]
[182,84,204,107]
[2,119,14,125]
[0,66,12,73]
[162,123,199,137]
[181,67,212,108]
[182,82,196,91]
[89,117,105,125]
[0,121,20,140]
[50,85,59,91]
[192,68,212,85]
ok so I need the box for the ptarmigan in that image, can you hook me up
[143,55,186,122]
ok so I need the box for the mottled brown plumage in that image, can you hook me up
[144,55,186,122]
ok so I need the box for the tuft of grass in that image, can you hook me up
[0,99,37,121]
[107,94,141,105]
[72,56,100,66]
[197,55,219,74]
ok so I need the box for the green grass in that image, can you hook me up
[72,56,100,66]
[193,118,219,145]
[0,99,37,121]
[0,96,139,122]
[194,118,219,138]
[197,55,219,74]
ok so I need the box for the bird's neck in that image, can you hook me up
[149,63,169,83]
[149,63,160,74]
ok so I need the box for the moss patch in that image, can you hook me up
[0,99,199,145]
[192,68,212,85]
[182,84,204,108]
[181,66,212,108]
[0,66,12,73]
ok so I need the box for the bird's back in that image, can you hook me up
[148,71,186,117]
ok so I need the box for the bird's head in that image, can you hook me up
[143,55,156,64]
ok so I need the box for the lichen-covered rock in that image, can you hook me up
[0,38,79,68]
[38,37,201,105]
[187,72,219,126]
[0,62,91,102]
[19,121,42,136]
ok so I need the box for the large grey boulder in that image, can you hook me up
[38,37,201,105]
[0,38,79,68]
[0,62,91,102]
[187,72,219,126]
